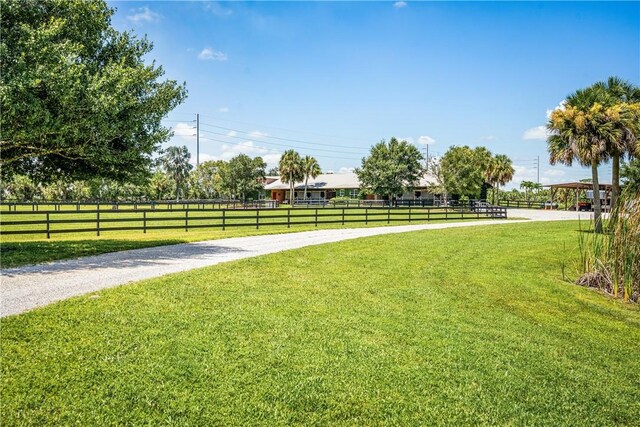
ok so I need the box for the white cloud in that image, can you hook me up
[189,153,220,166]
[339,167,355,174]
[546,100,567,119]
[203,1,233,17]
[172,122,195,140]
[522,126,549,140]
[217,107,229,113]
[198,47,228,61]
[394,1,407,8]
[417,135,436,145]
[248,130,268,138]
[127,7,160,24]
[219,141,280,167]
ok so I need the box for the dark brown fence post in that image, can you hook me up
[342,208,345,225]
[315,208,318,227]
[97,211,100,236]
[365,207,368,225]
[143,211,147,234]
[185,208,189,232]
[387,205,390,224]
[256,208,260,229]
[287,209,291,228]
[46,213,50,239]
[408,207,412,223]
[222,209,226,230]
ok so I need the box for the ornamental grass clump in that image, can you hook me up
[576,189,639,302]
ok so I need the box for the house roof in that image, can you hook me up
[264,172,438,190]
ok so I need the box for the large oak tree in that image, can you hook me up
[356,137,423,202]
[1,0,187,183]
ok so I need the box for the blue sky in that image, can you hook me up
[109,1,640,188]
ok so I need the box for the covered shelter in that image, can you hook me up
[547,182,612,211]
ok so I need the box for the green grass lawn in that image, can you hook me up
[1,221,638,425]
[0,207,499,268]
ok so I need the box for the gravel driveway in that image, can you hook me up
[0,209,592,317]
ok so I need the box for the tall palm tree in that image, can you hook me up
[596,77,640,209]
[547,86,617,233]
[301,155,321,200]
[279,150,303,205]
[486,154,514,204]
[160,145,193,201]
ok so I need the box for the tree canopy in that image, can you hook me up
[220,154,266,201]
[356,138,423,200]
[0,0,187,183]
[440,146,491,198]
[159,146,192,201]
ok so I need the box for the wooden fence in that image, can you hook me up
[498,200,544,209]
[0,200,277,212]
[0,205,507,238]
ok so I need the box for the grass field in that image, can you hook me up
[0,206,501,268]
[1,221,638,425]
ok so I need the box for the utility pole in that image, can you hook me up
[196,113,200,166]
[534,155,540,184]
[423,146,430,172]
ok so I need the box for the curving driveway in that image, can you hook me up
[0,209,591,317]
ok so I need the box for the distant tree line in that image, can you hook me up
[0,147,267,202]
[355,137,515,203]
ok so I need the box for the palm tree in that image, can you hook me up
[520,180,534,200]
[279,150,303,205]
[531,182,543,197]
[596,77,640,209]
[486,154,514,204]
[301,156,321,200]
[160,145,193,201]
[547,86,617,233]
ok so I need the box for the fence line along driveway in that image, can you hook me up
[2,219,525,317]
[1,209,593,317]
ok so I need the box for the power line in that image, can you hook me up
[198,121,369,151]
[198,136,363,162]
[197,128,367,156]
[196,113,374,143]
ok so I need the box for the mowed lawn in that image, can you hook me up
[1,221,639,425]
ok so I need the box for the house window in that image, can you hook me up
[307,192,311,198]
[415,191,422,198]
[339,189,345,197]
[350,189,358,198]
[320,191,325,198]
